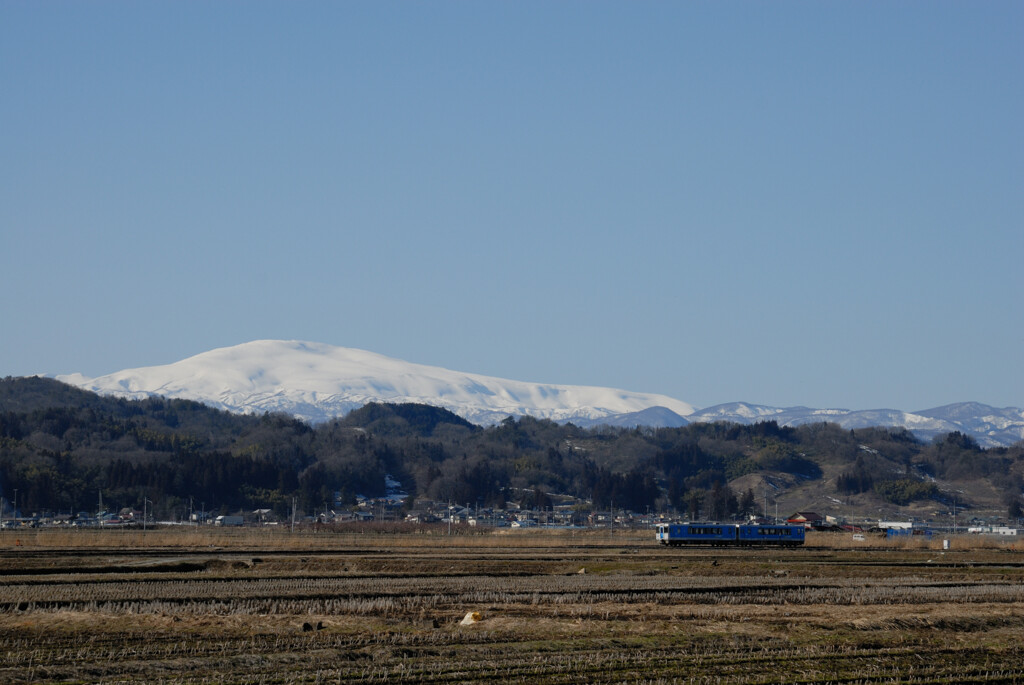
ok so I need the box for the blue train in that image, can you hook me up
[656,522,805,547]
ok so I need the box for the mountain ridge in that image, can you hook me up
[684,402,1024,448]
[56,340,696,426]
[53,340,1023,447]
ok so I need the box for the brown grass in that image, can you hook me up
[0,525,653,551]
[2,528,1023,682]
[5,525,1023,552]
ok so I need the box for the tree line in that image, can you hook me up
[1,376,1022,520]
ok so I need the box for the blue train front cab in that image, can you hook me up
[656,523,738,546]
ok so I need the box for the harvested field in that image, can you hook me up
[1,529,1023,683]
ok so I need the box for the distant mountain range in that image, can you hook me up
[681,402,1024,448]
[55,340,1024,448]
[55,340,695,426]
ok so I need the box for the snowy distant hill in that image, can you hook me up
[54,340,1023,447]
[56,340,696,426]
[568,406,690,429]
[686,402,1024,448]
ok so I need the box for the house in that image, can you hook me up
[443,506,469,523]
[404,512,439,524]
[786,512,825,528]
[252,508,274,524]
[99,513,126,526]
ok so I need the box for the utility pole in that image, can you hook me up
[291,497,296,534]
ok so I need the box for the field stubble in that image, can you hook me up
[1,528,1023,683]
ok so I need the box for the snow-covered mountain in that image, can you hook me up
[569,406,690,430]
[913,403,1024,447]
[54,340,1023,447]
[687,402,1024,448]
[57,340,696,426]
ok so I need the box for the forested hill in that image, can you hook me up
[1,376,1022,522]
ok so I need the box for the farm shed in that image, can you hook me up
[877,521,913,531]
[967,526,1020,536]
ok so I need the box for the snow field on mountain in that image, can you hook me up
[58,340,697,425]
[54,340,1023,446]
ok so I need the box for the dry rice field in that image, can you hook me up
[1,527,1023,684]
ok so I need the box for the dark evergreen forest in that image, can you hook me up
[1,377,1022,520]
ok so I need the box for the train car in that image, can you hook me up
[656,522,804,547]
[656,523,738,546]
[736,523,804,546]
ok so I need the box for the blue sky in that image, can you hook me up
[2,1,1021,411]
